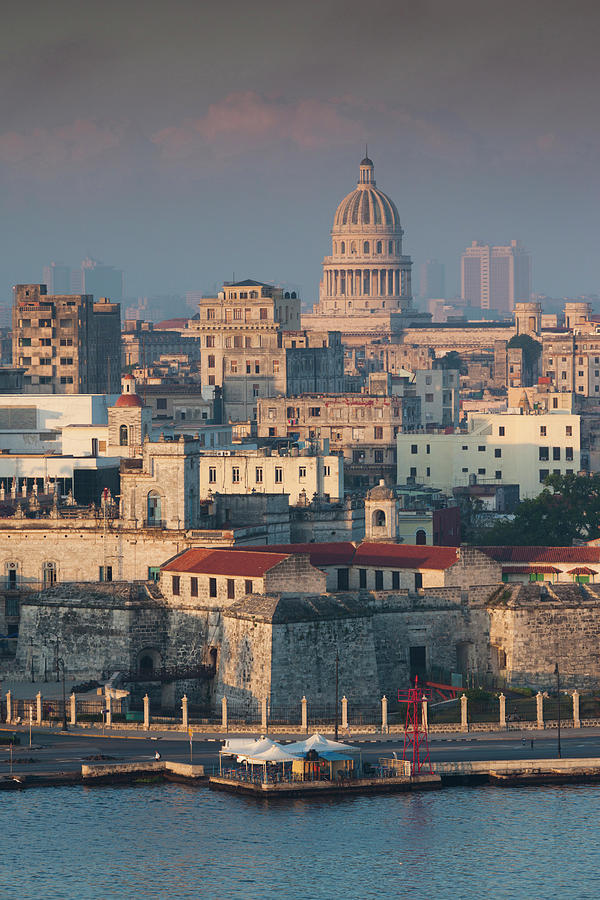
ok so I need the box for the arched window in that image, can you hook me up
[373,509,386,528]
[137,648,161,678]
[147,491,162,525]
[388,240,394,254]
[119,424,128,446]
[376,241,382,254]
[340,241,345,254]
[416,529,427,545]
[351,241,356,254]
[43,562,56,587]
[363,241,369,254]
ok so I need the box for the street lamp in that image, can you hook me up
[554,662,561,759]
[56,657,68,732]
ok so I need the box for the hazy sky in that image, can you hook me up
[2,0,599,303]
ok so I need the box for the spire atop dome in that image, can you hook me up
[359,154,375,185]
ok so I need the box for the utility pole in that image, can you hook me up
[335,651,339,741]
[555,662,561,758]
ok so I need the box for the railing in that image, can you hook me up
[121,664,216,683]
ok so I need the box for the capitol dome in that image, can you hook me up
[333,158,401,233]
[317,155,413,317]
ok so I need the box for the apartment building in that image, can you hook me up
[13,284,120,394]
[187,279,344,421]
[198,448,343,504]
[542,331,600,397]
[257,393,419,488]
[397,411,580,499]
[122,319,200,368]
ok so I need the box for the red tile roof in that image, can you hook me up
[479,546,600,564]
[502,565,560,574]
[567,567,597,576]
[161,548,290,577]
[232,542,459,570]
[354,542,459,570]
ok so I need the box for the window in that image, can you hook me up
[539,469,549,483]
[425,393,434,403]
[232,467,240,483]
[309,407,321,417]
[40,357,52,366]
[411,444,418,454]
[477,468,486,475]
[426,444,430,454]
[478,445,485,452]
[495,470,502,480]
[414,573,423,590]
[233,308,242,320]
[207,308,215,320]
[275,467,283,483]
[374,450,383,463]
[230,360,238,374]
[209,577,217,598]
[462,445,468,451]
[254,361,260,374]
[59,338,73,347]
[19,337,31,347]
[539,447,549,461]
[260,308,268,320]
[566,425,573,436]
[119,424,128,446]
[499,426,505,436]
[566,447,573,461]
[416,529,427,545]
[60,376,73,384]
[299,466,306,479]
[255,467,263,483]
[208,355,215,368]
[190,577,198,597]
[375,570,384,590]
[246,362,251,374]
[209,467,216,483]
[227,578,235,600]
[148,567,160,582]
[540,426,547,437]
[359,569,367,589]
[494,448,501,458]
[172,575,180,596]
[374,426,383,440]
[253,384,260,397]
[553,447,560,461]
[324,465,331,477]
[39,318,51,327]
[59,357,73,365]
[156,398,167,410]
[410,466,417,477]
[426,466,430,476]
[273,360,280,374]
[43,562,56,587]
[99,565,112,582]
[392,571,400,589]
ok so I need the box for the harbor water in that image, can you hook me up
[4,783,600,899]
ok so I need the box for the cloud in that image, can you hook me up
[0,119,123,170]
[151,92,361,159]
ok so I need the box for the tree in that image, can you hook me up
[507,333,541,369]
[476,473,600,546]
[438,351,463,373]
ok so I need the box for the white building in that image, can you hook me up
[397,410,580,499]
[198,448,343,504]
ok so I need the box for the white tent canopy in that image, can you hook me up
[285,732,358,756]
[244,744,301,764]
[221,737,276,758]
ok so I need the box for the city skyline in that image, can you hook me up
[1,0,599,302]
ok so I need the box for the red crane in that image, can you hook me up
[398,676,433,775]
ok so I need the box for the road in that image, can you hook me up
[1,725,598,777]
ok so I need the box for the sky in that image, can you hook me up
[1,0,600,305]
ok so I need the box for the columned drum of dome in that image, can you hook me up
[317,157,414,317]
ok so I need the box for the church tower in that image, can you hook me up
[107,374,152,457]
